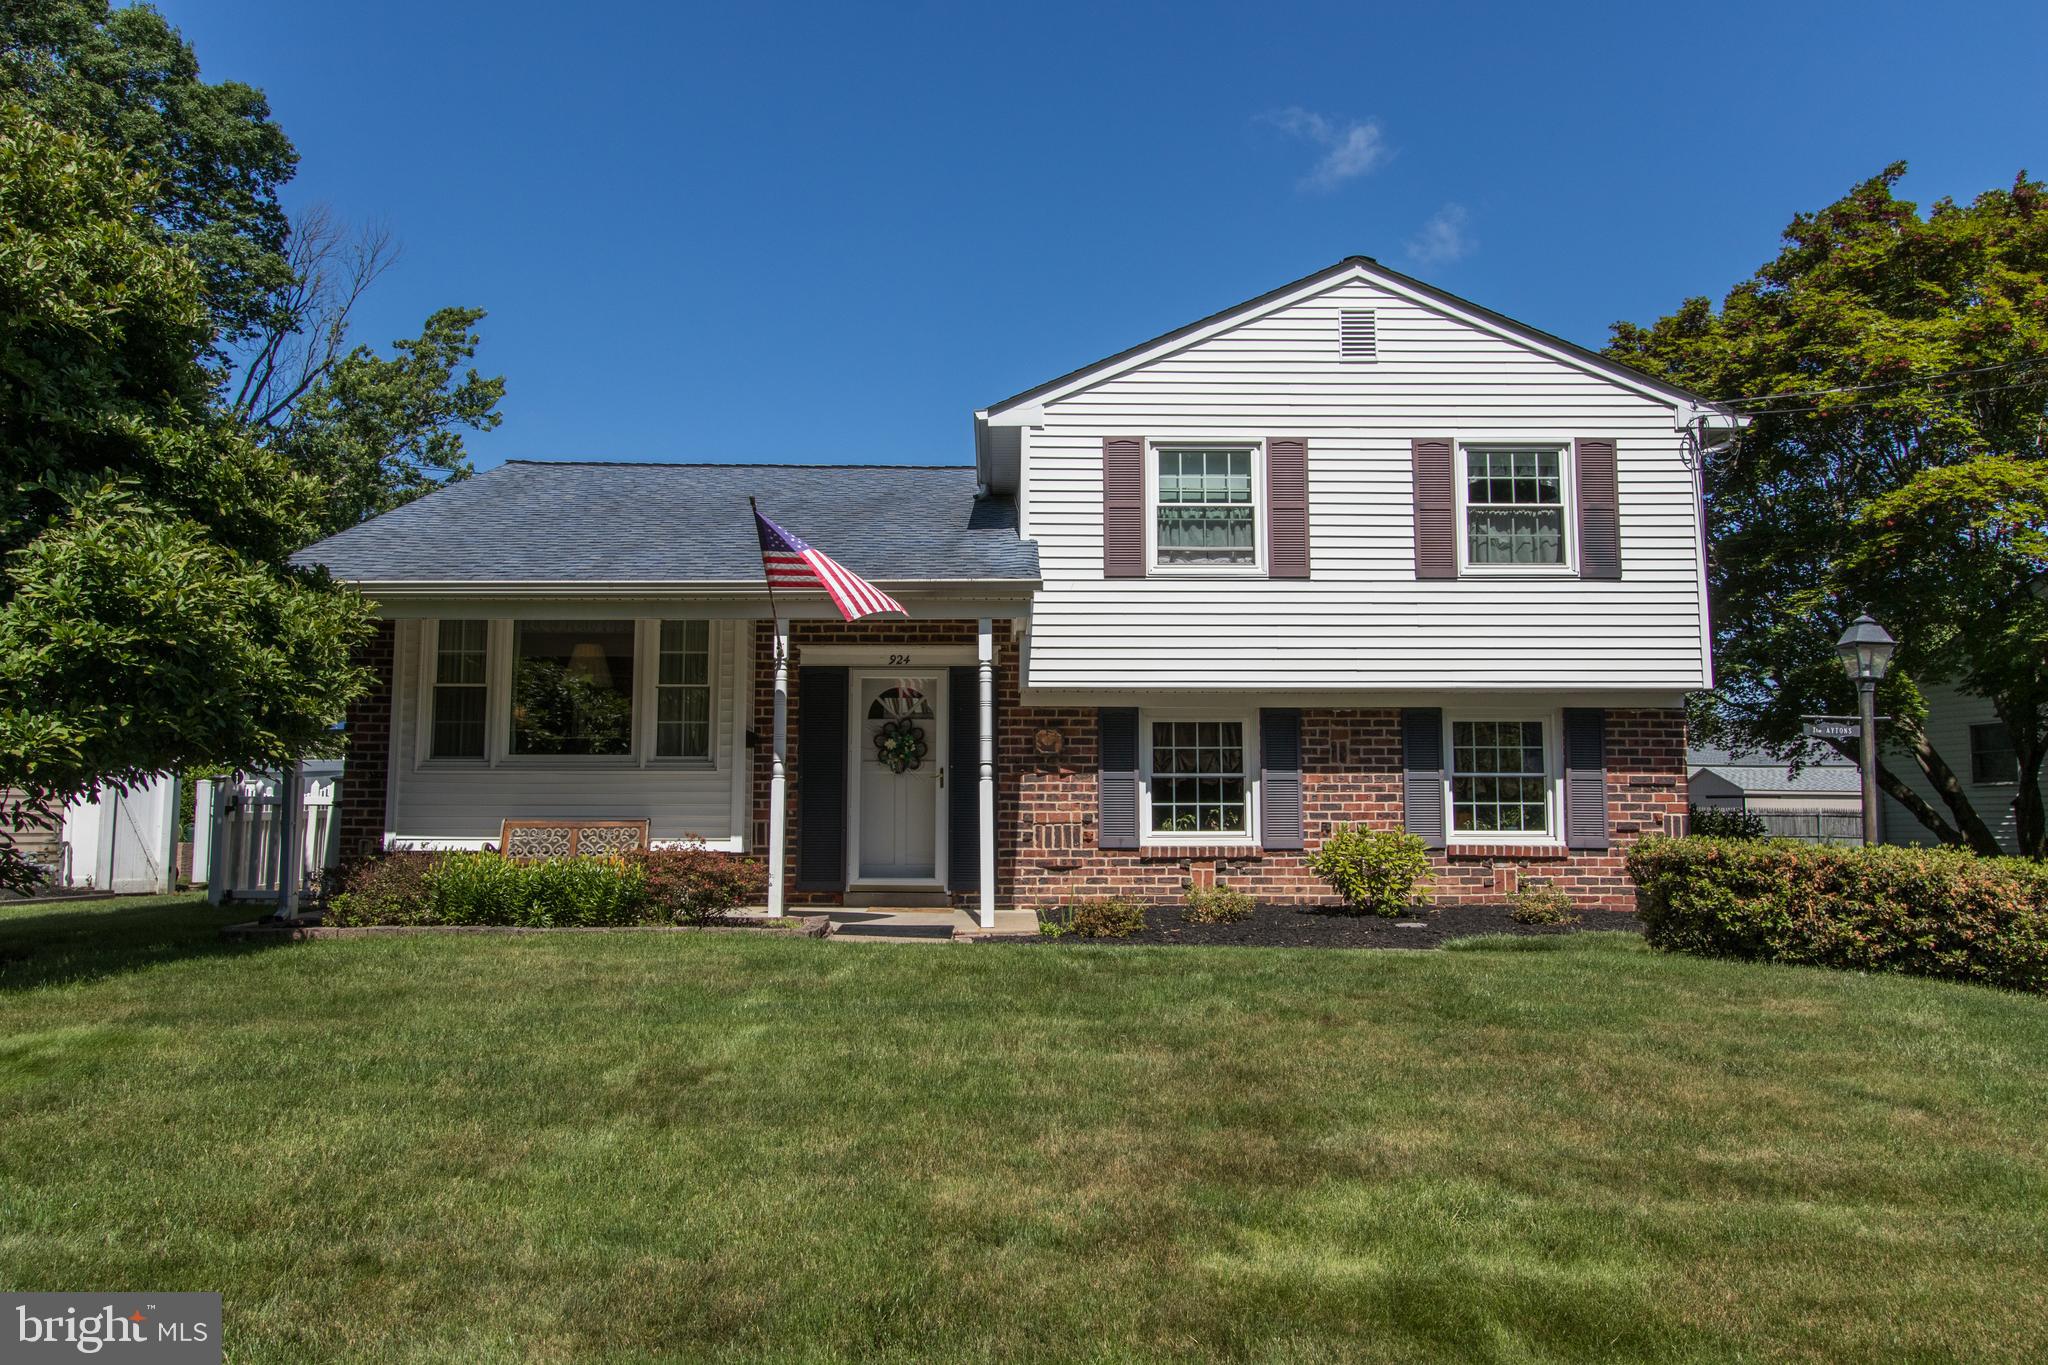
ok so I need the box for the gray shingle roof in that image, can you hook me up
[294,461,1039,585]
[1688,746,1861,795]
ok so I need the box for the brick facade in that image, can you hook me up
[749,618,1688,912]
[335,620,395,867]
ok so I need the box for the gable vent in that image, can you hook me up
[1340,309,1377,363]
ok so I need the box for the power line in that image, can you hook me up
[1717,357,2047,407]
[1731,372,2048,419]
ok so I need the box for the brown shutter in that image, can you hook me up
[1102,437,1144,578]
[1562,708,1611,849]
[1097,708,1141,849]
[1576,438,1621,580]
[1411,438,1455,579]
[1266,438,1310,579]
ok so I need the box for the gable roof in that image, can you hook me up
[294,461,1038,587]
[978,256,1731,420]
[1686,746,1862,796]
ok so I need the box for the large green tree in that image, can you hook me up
[1609,166,2048,854]
[0,109,369,890]
[0,0,504,529]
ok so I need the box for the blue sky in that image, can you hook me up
[157,0,2048,469]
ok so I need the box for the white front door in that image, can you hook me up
[851,673,944,884]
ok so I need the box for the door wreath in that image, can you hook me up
[874,718,929,773]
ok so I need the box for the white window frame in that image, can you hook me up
[1138,707,1260,847]
[1442,709,1563,847]
[418,619,494,767]
[642,619,719,769]
[1454,442,1577,578]
[1145,439,1267,577]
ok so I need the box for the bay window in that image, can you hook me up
[510,619,635,756]
[655,620,713,760]
[1450,719,1551,837]
[430,620,488,759]
[1464,447,1567,567]
[1147,718,1250,837]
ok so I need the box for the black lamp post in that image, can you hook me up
[1835,613,1897,846]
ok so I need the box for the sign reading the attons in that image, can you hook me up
[1803,719,1862,741]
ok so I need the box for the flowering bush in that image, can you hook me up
[1627,838,2048,993]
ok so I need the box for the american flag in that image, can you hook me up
[754,507,906,621]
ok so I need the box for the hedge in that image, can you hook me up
[1627,837,2048,993]
[327,848,767,928]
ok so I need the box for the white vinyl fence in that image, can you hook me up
[203,768,341,905]
[59,776,178,894]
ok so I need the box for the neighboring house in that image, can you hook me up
[0,788,62,890]
[1687,745,1862,842]
[1882,682,2047,854]
[296,257,1736,921]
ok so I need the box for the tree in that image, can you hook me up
[1608,166,2048,854]
[0,109,370,890]
[0,0,504,530]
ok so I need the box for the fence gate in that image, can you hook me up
[205,770,340,904]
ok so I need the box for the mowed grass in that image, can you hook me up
[2,898,2045,1363]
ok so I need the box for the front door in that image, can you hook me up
[852,673,944,884]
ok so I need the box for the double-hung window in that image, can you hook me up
[1147,719,1250,837]
[655,620,713,760]
[1450,719,1551,837]
[1464,447,1567,568]
[430,621,489,759]
[1155,445,1257,567]
[1970,722,2017,785]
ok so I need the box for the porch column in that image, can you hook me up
[977,618,996,930]
[766,622,790,918]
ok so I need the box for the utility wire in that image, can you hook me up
[1715,357,2047,407]
[1730,372,2048,419]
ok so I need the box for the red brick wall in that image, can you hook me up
[748,618,1687,911]
[335,620,395,867]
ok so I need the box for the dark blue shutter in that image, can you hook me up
[1563,708,1610,849]
[796,666,847,889]
[947,666,981,892]
[1402,708,1446,849]
[1098,708,1140,849]
[1259,708,1304,850]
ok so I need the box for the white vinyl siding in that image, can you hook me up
[1015,272,1708,691]
[1883,682,2044,853]
[387,618,749,847]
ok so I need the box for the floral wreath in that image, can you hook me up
[874,718,929,774]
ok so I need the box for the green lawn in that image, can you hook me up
[2,897,2045,1363]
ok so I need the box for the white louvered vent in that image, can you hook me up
[1339,308,1377,362]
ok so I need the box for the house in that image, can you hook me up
[1686,745,1861,842]
[1881,682,2047,854]
[296,257,1737,924]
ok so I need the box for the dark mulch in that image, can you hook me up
[1001,902,1641,949]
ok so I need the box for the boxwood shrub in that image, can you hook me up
[1627,837,2048,993]
[327,848,766,928]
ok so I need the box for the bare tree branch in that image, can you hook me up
[226,205,397,430]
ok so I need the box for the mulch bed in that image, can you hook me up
[995,903,1641,949]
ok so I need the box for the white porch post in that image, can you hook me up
[766,623,790,918]
[276,760,304,919]
[977,617,996,930]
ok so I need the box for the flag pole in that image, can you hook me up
[749,496,783,663]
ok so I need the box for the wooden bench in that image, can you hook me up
[498,819,651,859]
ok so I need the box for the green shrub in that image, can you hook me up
[1627,837,2048,993]
[327,850,649,928]
[629,848,767,924]
[1687,805,1769,840]
[1182,882,1255,924]
[1039,897,1148,939]
[1508,878,1581,926]
[1305,825,1433,917]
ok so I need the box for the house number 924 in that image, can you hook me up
[887,654,911,665]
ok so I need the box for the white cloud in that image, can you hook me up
[1262,108,1390,191]
[1406,203,1474,266]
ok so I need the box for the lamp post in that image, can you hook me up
[1835,613,1897,847]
